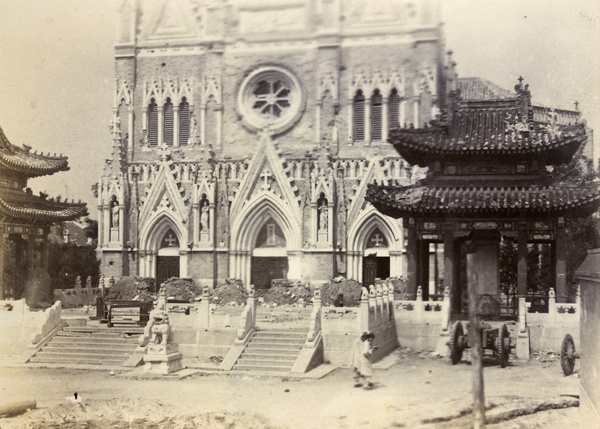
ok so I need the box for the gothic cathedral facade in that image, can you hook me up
[97,0,446,288]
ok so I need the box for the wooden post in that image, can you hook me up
[466,242,486,428]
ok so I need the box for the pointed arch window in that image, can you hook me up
[179,97,190,146]
[148,98,158,146]
[388,88,400,130]
[163,97,174,146]
[371,89,383,141]
[353,89,365,142]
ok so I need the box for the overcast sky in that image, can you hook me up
[0,0,598,219]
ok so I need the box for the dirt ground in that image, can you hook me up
[0,349,581,428]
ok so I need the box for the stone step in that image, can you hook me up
[28,355,125,365]
[242,346,300,355]
[33,349,131,359]
[51,335,137,347]
[233,363,293,372]
[43,343,134,352]
[252,332,306,339]
[248,338,305,346]
[62,326,144,335]
[240,352,298,361]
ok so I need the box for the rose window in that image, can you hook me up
[237,66,303,133]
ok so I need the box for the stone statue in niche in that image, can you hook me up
[200,200,209,231]
[110,200,120,228]
[318,200,328,232]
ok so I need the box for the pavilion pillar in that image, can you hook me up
[0,233,6,299]
[406,220,418,299]
[555,218,567,303]
[517,222,528,298]
[443,222,454,300]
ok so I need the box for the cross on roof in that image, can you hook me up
[574,100,579,111]
[158,144,172,162]
[518,76,524,85]
[260,169,273,191]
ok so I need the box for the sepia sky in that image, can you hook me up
[0,0,598,219]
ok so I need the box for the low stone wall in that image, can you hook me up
[54,287,102,307]
[321,307,359,366]
[576,249,600,427]
[526,289,580,352]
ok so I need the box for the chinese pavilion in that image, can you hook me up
[366,77,600,319]
[0,126,88,301]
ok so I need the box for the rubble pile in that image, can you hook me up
[211,279,248,305]
[104,277,155,301]
[260,283,313,306]
[319,278,363,307]
[161,278,203,302]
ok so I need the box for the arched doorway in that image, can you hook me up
[362,228,390,286]
[156,228,180,286]
[347,209,404,284]
[251,218,288,288]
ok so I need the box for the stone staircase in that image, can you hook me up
[28,324,144,367]
[233,328,306,373]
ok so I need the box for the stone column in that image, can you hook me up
[216,104,223,150]
[517,222,528,297]
[192,202,199,246]
[200,104,207,144]
[315,101,321,143]
[399,99,406,127]
[103,205,110,247]
[413,97,420,128]
[443,223,454,302]
[406,221,418,299]
[347,100,353,144]
[173,105,180,147]
[382,97,389,142]
[0,232,6,299]
[157,105,164,146]
[364,99,371,144]
[359,287,369,332]
[127,106,134,160]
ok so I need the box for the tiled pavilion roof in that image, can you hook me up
[390,79,586,167]
[0,190,88,223]
[366,183,600,218]
[0,126,69,178]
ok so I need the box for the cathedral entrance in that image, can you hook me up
[362,254,390,286]
[156,228,180,286]
[157,256,179,286]
[251,218,288,289]
[251,257,289,289]
[362,228,390,286]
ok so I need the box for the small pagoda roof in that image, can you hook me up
[0,190,88,223]
[0,126,69,178]
[366,183,600,218]
[390,79,586,167]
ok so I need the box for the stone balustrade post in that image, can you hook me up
[359,287,370,332]
[197,286,210,328]
[375,284,384,327]
[549,288,556,323]
[368,285,377,330]
[415,285,424,321]
[387,281,395,321]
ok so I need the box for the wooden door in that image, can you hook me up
[156,256,179,287]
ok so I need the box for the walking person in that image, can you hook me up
[351,332,375,389]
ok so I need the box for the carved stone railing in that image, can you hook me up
[28,301,66,354]
[306,286,322,343]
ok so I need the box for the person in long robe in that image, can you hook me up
[351,332,375,388]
